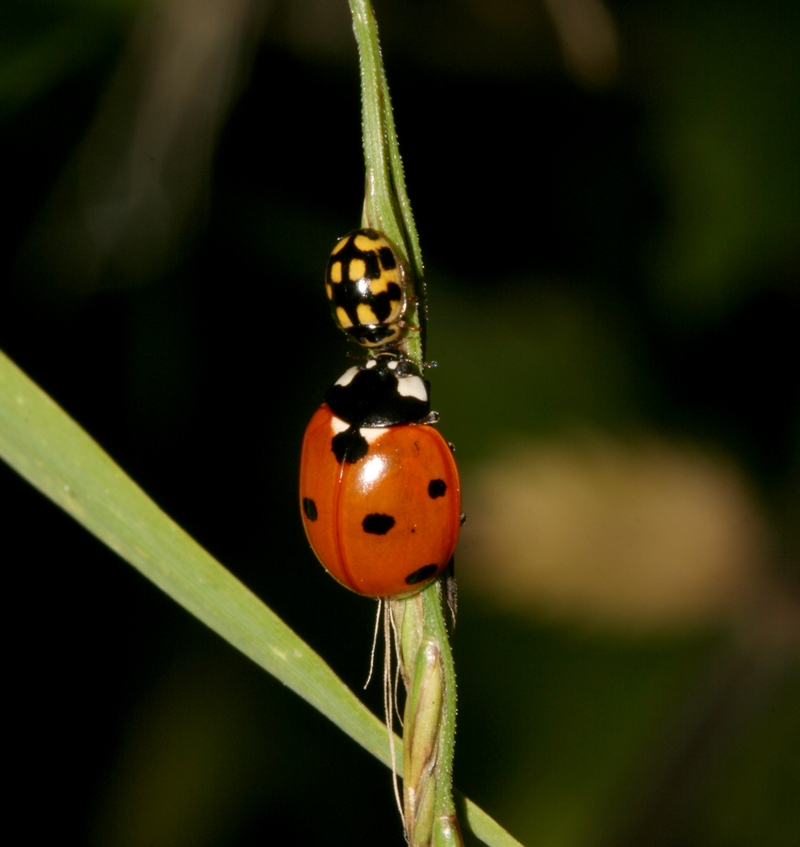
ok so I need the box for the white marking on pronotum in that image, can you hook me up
[365,358,378,369]
[397,375,428,402]
[330,415,349,435]
[360,426,389,443]
[334,366,360,386]
[387,359,399,370]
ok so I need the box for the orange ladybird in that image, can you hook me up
[299,357,462,598]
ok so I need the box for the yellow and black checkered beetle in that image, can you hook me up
[325,228,408,349]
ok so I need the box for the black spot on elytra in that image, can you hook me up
[428,479,447,498]
[365,282,402,322]
[379,246,397,270]
[362,513,395,535]
[363,251,381,279]
[302,498,318,521]
[405,564,438,585]
[331,427,368,463]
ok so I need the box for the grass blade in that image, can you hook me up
[0,348,392,764]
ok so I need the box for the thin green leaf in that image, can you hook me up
[0,348,391,760]
[0,349,523,847]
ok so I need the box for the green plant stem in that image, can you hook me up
[348,2,462,844]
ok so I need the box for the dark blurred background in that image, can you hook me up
[1,1,798,845]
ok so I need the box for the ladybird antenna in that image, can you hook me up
[364,598,382,689]
[383,602,404,822]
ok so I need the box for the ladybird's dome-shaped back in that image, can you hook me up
[299,404,461,598]
[325,229,408,350]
